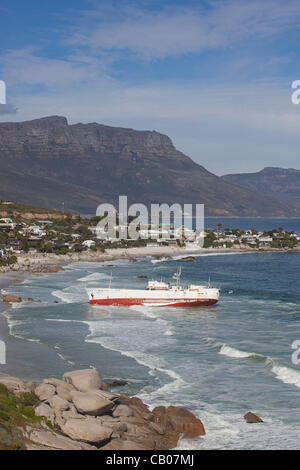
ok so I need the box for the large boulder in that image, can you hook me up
[34,403,55,424]
[35,383,56,401]
[101,439,152,450]
[71,390,114,416]
[0,376,35,394]
[61,417,112,444]
[44,378,74,401]
[24,427,96,450]
[56,385,73,402]
[63,369,102,392]
[244,412,263,423]
[112,404,134,418]
[151,406,206,438]
[49,395,70,412]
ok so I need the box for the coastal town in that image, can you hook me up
[0,201,299,269]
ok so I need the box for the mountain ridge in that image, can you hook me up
[222,167,300,207]
[0,115,299,216]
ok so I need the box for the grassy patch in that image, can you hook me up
[0,384,42,450]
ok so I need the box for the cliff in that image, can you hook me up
[0,116,298,216]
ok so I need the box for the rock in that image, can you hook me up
[0,376,35,394]
[244,412,263,423]
[43,377,74,390]
[108,380,128,388]
[101,439,152,450]
[49,395,70,412]
[35,383,56,401]
[181,256,197,262]
[2,295,22,303]
[24,427,96,450]
[27,298,41,302]
[117,395,152,420]
[31,266,64,274]
[61,418,112,444]
[56,385,73,402]
[112,404,134,418]
[71,390,114,416]
[35,403,55,424]
[63,369,102,392]
[151,406,205,438]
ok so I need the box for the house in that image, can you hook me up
[82,240,96,248]
[0,218,16,231]
[4,237,22,253]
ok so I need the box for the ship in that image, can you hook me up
[86,268,220,307]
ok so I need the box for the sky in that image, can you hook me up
[1,0,300,175]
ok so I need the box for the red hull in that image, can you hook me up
[90,298,218,307]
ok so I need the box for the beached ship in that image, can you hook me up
[86,269,220,307]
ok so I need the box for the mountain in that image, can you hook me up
[0,116,298,216]
[222,167,300,207]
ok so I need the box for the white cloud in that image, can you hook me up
[1,0,300,175]
[67,0,300,60]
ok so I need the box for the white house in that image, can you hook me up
[82,240,96,248]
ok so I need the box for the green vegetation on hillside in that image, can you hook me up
[0,384,42,450]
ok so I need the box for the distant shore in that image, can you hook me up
[1,243,300,274]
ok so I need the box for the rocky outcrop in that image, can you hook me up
[0,369,206,451]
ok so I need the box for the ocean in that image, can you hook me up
[2,251,300,449]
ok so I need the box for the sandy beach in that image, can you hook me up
[0,272,74,381]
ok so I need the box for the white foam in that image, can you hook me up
[164,329,174,336]
[151,257,171,264]
[77,272,109,282]
[84,319,185,401]
[51,289,86,303]
[219,345,254,359]
[271,365,300,389]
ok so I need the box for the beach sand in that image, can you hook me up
[0,272,73,381]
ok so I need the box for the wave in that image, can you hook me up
[83,319,185,402]
[151,257,171,264]
[164,329,174,336]
[271,365,300,388]
[51,289,86,303]
[205,338,300,389]
[77,272,109,282]
[219,345,265,360]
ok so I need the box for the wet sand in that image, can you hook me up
[0,273,72,381]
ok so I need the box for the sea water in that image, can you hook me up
[2,252,300,450]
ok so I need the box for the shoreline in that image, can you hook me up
[0,272,74,381]
[1,244,300,275]
[0,245,299,382]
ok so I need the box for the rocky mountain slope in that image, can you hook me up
[0,116,298,216]
[222,167,300,207]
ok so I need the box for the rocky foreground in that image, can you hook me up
[0,369,205,450]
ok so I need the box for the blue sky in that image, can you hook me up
[1,0,300,174]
